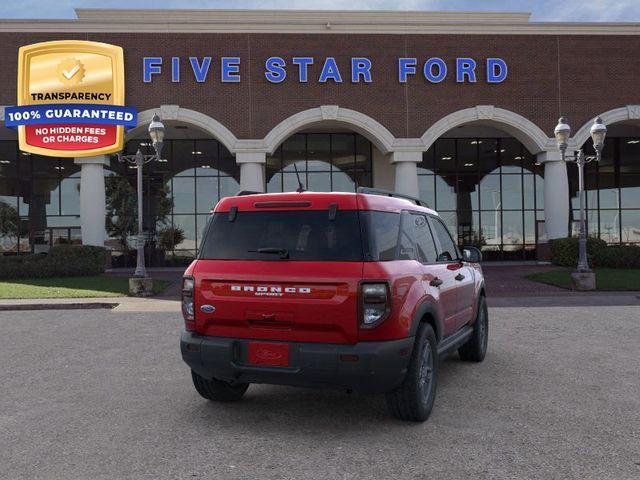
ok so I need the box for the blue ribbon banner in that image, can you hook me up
[4,104,138,128]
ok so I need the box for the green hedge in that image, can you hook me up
[550,237,640,268]
[0,245,107,279]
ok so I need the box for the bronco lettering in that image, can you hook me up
[230,285,311,295]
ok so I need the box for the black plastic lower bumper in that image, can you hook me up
[181,331,414,394]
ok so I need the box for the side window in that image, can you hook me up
[397,211,417,260]
[361,211,400,261]
[411,214,438,263]
[430,217,459,262]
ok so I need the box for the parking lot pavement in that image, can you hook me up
[1,307,639,480]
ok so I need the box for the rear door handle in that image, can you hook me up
[429,277,443,287]
[455,273,465,281]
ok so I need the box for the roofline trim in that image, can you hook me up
[1,8,639,34]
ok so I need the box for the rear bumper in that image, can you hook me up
[181,331,414,394]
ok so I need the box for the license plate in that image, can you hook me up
[248,342,290,367]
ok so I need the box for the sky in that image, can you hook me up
[0,0,639,22]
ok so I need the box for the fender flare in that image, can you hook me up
[409,300,444,342]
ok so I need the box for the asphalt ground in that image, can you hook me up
[1,306,639,480]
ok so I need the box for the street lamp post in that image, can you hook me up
[553,116,607,289]
[117,114,165,293]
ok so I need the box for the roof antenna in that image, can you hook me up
[293,162,306,193]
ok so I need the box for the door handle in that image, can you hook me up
[455,273,465,281]
[429,277,443,287]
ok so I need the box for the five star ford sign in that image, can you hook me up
[5,40,137,158]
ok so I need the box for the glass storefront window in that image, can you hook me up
[621,210,640,243]
[570,137,640,244]
[266,133,372,193]
[419,136,545,259]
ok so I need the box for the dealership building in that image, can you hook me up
[0,9,639,264]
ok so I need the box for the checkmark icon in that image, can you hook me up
[62,64,80,79]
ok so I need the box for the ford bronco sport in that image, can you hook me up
[180,188,488,422]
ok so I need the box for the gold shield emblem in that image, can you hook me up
[16,40,125,157]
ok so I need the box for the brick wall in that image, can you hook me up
[0,32,638,141]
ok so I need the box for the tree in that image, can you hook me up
[157,226,185,252]
[0,201,21,250]
[104,176,173,252]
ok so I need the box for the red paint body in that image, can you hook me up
[184,191,484,346]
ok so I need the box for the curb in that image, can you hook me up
[0,302,119,312]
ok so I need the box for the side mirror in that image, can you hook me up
[462,246,482,263]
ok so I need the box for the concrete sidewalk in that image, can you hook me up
[0,296,180,313]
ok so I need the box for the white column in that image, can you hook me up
[391,151,422,198]
[236,152,266,192]
[74,155,109,246]
[538,151,569,239]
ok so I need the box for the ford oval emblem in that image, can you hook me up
[200,304,216,313]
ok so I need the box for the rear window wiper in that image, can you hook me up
[248,247,290,259]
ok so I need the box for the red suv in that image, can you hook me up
[180,188,488,422]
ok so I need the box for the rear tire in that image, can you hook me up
[191,370,249,402]
[385,324,438,422]
[458,295,488,362]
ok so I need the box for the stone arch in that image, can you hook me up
[572,105,640,148]
[420,105,552,154]
[127,105,239,153]
[263,105,396,155]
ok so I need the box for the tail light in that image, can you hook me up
[359,282,391,328]
[182,276,195,331]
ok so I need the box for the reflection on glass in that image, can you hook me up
[481,210,501,246]
[266,133,372,193]
[620,175,640,209]
[501,175,523,210]
[621,210,640,243]
[524,211,536,244]
[196,214,212,250]
[438,212,457,240]
[172,214,196,251]
[308,172,331,192]
[502,211,523,249]
[479,175,500,211]
[307,134,330,171]
[267,172,282,193]
[599,210,620,243]
[196,177,218,213]
[456,210,480,246]
[331,171,355,192]
[172,177,195,214]
[456,175,479,210]
[523,174,535,210]
[60,177,80,215]
[435,176,456,210]
[418,175,435,207]
[219,176,239,199]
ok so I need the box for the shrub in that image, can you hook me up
[550,237,640,269]
[593,244,640,269]
[0,245,107,279]
[157,227,185,252]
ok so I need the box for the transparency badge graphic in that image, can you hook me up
[5,40,137,157]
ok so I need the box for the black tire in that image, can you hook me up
[458,295,488,362]
[385,324,438,422]
[191,370,249,402]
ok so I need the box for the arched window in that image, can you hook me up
[266,133,373,192]
[418,137,543,260]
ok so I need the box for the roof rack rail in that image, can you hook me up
[235,190,261,196]
[357,187,427,207]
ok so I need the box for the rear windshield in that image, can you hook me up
[200,210,363,261]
